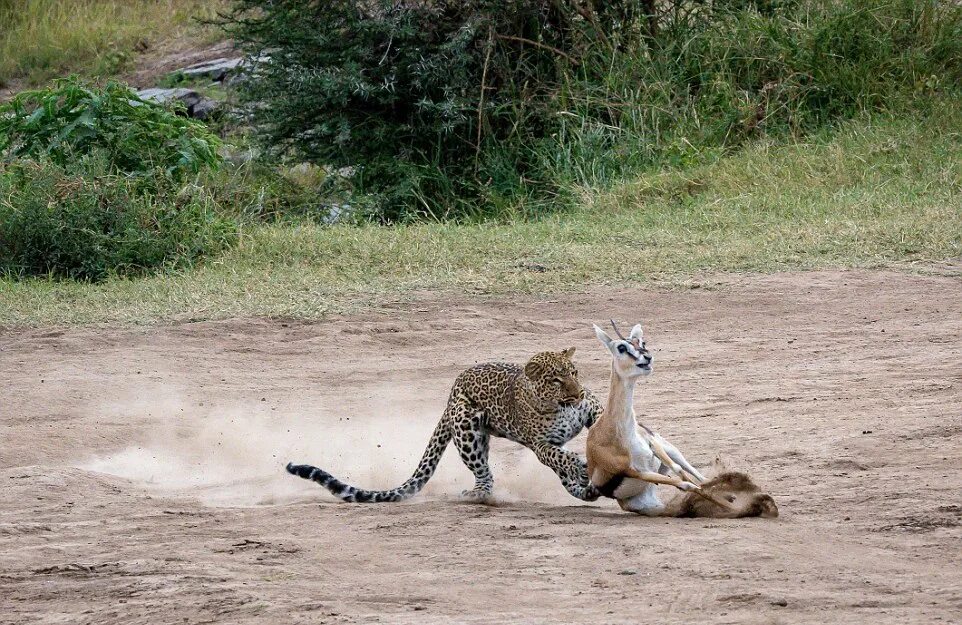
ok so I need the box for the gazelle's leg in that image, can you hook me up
[627,467,735,510]
[646,435,686,478]
[651,432,708,484]
[625,468,698,491]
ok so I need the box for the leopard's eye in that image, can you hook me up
[552,378,561,386]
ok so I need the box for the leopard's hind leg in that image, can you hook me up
[452,407,494,504]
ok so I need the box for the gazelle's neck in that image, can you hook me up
[604,364,638,435]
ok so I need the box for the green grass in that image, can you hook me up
[2,105,959,326]
[0,0,229,87]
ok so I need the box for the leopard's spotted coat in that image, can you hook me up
[287,350,602,502]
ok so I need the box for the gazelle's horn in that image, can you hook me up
[609,319,627,341]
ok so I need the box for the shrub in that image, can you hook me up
[0,78,222,179]
[221,0,635,220]
[0,155,236,281]
[223,0,962,220]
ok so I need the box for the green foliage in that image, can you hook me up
[222,0,962,220]
[0,155,237,282]
[4,102,961,325]
[0,78,222,179]
[221,0,633,220]
[0,79,233,282]
[535,0,962,188]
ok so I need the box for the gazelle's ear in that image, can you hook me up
[562,346,576,359]
[593,324,613,349]
[629,324,644,341]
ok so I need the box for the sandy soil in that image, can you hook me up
[1,270,960,625]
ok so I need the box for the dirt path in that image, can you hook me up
[1,270,960,624]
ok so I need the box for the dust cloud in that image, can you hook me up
[80,384,574,507]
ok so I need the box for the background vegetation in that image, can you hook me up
[0,80,232,280]
[225,0,962,219]
[0,0,959,323]
[3,106,959,323]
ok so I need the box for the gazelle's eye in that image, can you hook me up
[617,344,627,354]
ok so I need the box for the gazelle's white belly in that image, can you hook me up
[613,478,655,500]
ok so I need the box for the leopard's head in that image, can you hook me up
[523,348,583,406]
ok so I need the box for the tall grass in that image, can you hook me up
[0,0,229,86]
[535,0,962,192]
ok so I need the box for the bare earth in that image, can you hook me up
[1,270,960,625]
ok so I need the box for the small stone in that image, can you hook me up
[618,569,637,576]
[137,87,201,108]
[190,98,219,120]
[770,599,788,607]
[180,57,244,82]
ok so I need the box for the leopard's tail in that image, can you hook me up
[286,419,452,503]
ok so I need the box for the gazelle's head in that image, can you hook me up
[593,320,653,380]
[524,347,583,405]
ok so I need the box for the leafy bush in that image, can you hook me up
[0,155,236,281]
[223,0,962,220]
[222,0,634,219]
[0,78,222,179]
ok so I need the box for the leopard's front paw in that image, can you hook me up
[460,488,495,505]
[582,483,603,501]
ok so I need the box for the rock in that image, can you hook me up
[323,204,353,225]
[137,87,201,108]
[190,99,220,121]
[181,57,244,82]
[135,88,219,121]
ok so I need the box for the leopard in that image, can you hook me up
[286,347,603,503]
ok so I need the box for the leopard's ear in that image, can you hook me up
[562,346,576,359]
[524,359,545,381]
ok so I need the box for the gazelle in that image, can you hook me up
[587,321,731,515]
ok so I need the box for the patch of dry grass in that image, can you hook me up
[0,0,229,86]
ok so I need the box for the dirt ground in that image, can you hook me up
[1,270,960,625]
